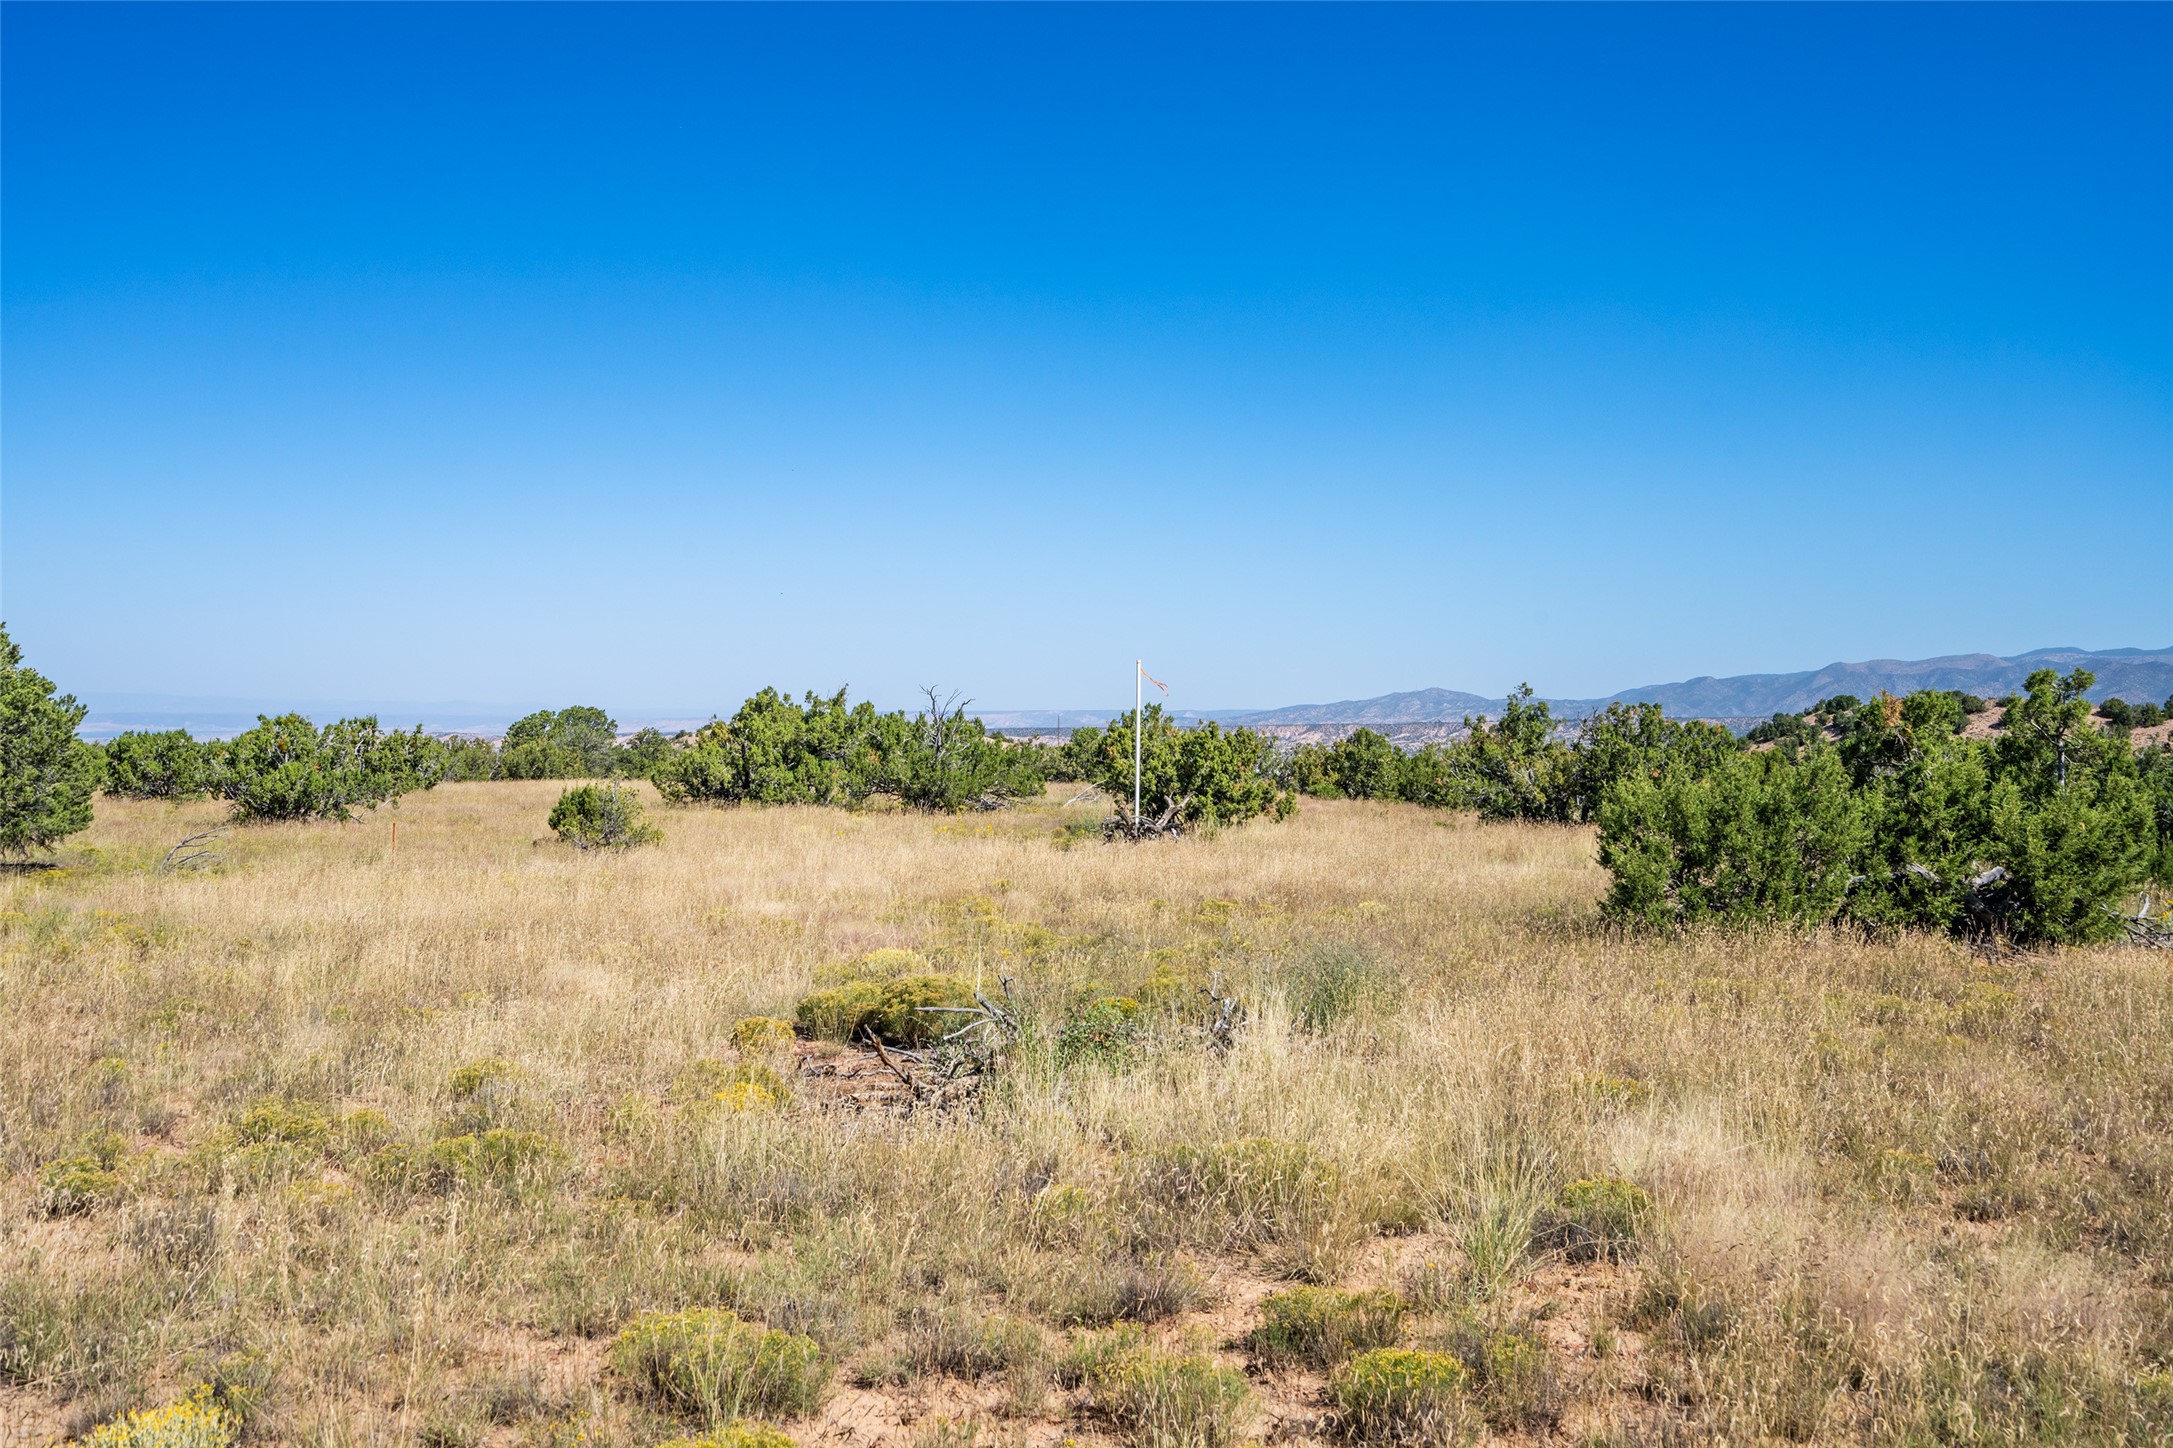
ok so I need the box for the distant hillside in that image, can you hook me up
[1216,688,1502,730]
[1226,647,2172,741]
[1594,647,2173,719]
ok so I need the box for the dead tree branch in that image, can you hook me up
[158,829,226,873]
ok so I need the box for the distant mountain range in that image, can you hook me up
[1610,646,2171,718]
[73,648,2170,742]
[984,647,2173,741]
[1217,647,2172,737]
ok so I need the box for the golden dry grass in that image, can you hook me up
[3,783,2169,1447]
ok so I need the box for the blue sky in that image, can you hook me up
[4,3,2168,719]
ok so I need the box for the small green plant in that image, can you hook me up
[78,1385,239,1448]
[441,1058,532,1134]
[39,1134,124,1216]
[1533,1177,1653,1263]
[675,1057,790,1109]
[1067,1326,1252,1448]
[448,1058,518,1099]
[845,947,929,978]
[1438,1315,1562,1431]
[234,1099,334,1149]
[652,1426,797,1448]
[549,783,661,849]
[1056,995,1143,1067]
[1331,1348,1472,1444]
[426,1129,562,1190]
[794,980,887,1042]
[611,1308,831,1422]
[731,1016,797,1058]
[1247,1286,1404,1367]
[795,970,975,1046]
[872,973,978,1046]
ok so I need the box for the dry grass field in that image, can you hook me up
[3,783,2170,1447]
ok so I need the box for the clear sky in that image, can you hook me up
[3,3,2168,718]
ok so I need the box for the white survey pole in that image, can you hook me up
[1134,659,1143,835]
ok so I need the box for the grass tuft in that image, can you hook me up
[1066,1327,1251,1448]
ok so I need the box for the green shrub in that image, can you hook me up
[611,1308,831,1421]
[1437,1316,1561,1431]
[1598,744,1870,929]
[448,1058,519,1101]
[2143,744,2173,886]
[1743,711,1821,752]
[1247,1287,1404,1368]
[1601,668,2157,945]
[100,729,212,800]
[872,974,978,1046]
[1860,669,2153,943]
[39,1148,122,1215]
[1331,1348,1472,1444]
[793,980,888,1042]
[1308,728,1404,801]
[1454,686,1575,822]
[1568,702,1739,821]
[1056,995,1143,1067]
[549,783,661,849]
[1089,703,1295,836]
[794,962,976,1048]
[841,946,930,979]
[430,734,503,782]
[1067,1327,1251,1448]
[730,1016,797,1058]
[618,726,680,781]
[674,1058,790,1109]
[79,1384,238,1448]
[1533,1177,1652,1263]
[653,688,1039,814]
[0,623,99,857]
[234,1100,334,1150]
[657,688,893,808]
[500,706,621,780]
[883,688,1044,812]
[652,1426,796,1448]
[425,1129,562,1190]
[1041,724,1105,783]
[218,712,438,822]
[440,1058,530,1134]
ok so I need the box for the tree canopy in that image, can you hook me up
[0,623,100,857]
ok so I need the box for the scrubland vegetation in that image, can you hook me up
[6,783,2173,1446]
[5,624,2173,1445]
